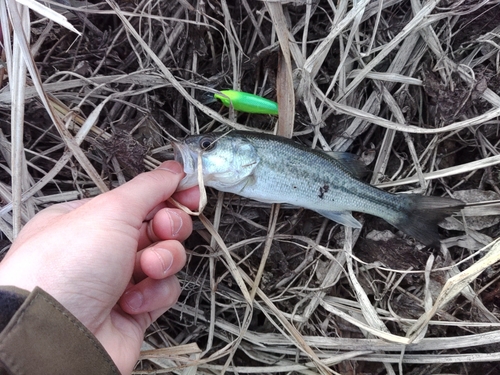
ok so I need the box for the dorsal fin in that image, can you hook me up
[325,151,367,178]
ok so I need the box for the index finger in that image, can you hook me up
[171,186,201,211]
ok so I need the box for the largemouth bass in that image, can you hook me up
[172,131,464,247]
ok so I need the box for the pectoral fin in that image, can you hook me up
[315,210,362,228]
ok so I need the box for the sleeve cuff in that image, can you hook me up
[0,286,119,374]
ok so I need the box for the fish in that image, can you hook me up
[172,131,464,247]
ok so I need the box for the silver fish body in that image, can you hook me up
[172,131,463,246]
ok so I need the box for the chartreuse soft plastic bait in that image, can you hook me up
[214,90,279,115]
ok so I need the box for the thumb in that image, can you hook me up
[86,161,185,225]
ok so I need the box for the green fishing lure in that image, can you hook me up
[214,90,279,115]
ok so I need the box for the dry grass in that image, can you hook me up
[2,0,500,374]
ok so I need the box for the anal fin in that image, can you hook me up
[315,210,362,228]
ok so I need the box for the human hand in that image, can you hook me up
[0,161,200,374]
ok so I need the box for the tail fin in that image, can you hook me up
[391,195,464,247]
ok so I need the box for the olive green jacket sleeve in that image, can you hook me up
[0,286,120,375]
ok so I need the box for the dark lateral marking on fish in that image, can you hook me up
[318,184,330,199]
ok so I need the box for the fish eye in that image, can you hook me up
[199,137,216,151]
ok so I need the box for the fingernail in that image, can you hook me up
[157,161,182,175]
[166,209,183,237]
[154,248,174,274]
[124,290,143,310]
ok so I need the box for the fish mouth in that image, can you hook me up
[171,140,198,191]
[171,141,185,167]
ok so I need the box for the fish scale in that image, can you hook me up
[172,131,464,247]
